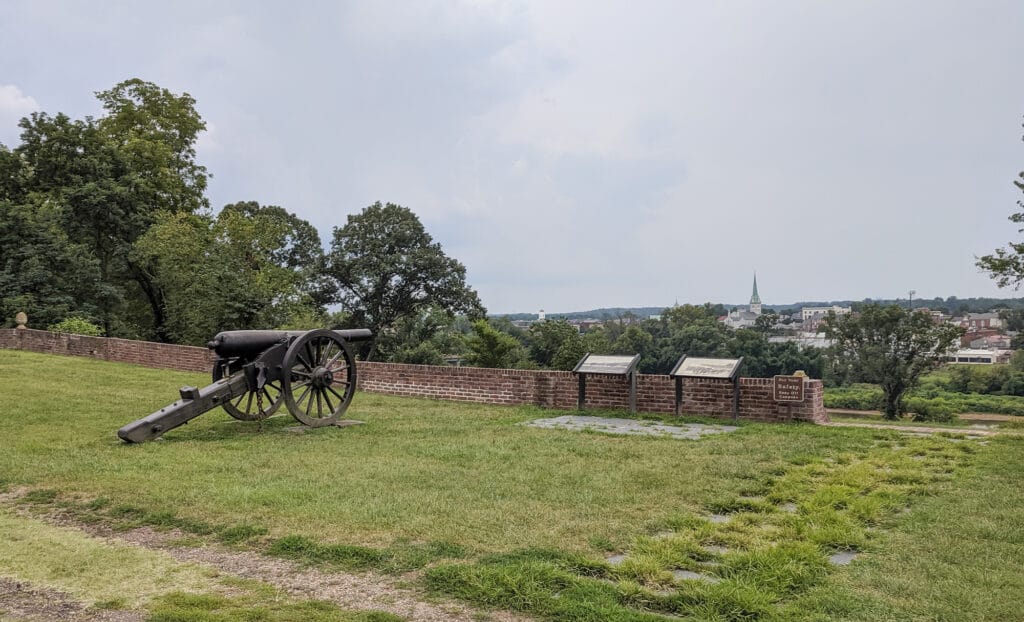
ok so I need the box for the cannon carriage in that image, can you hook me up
[117,328,372,443]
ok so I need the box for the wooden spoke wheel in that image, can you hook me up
[281,329,356,427]
[212,357,283,421]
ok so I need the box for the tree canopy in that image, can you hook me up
[977,119,1024,287]
[322,202,485,359]
[824,305,963,419]
[0,79,211,339]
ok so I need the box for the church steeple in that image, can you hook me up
[749,273,762,315]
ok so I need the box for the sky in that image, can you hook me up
[1,1,1023,314]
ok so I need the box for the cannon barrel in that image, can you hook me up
[208,329,373,358]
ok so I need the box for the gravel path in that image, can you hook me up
[0,491,528,622]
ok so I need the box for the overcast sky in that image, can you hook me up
[2,1,1022,313]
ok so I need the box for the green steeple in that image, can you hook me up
[750,273,761,305]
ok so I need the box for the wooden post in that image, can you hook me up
[629,370,637,415]
[674,376,682,416]
[577,374,586,411]
[732,379,740,421]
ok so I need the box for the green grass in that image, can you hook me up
[0,508,217,608]
[1,350,1022,620]
[0,349,866,553]
[148,591,403,622]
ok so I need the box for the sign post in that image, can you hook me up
[668,356,744,420]
[572,354,642,414]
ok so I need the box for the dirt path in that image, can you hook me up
[0,492,528,622]
[0,578,143,622]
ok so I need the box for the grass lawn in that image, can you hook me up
[1,349,1022,620]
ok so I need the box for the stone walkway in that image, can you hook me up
[524,415,738,440]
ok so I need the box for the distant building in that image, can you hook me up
[768,333,832,349]
[948,349,1012,365]
[723,274,763,329]
[749,274,762,316]
[800,305,851,321]
[969,334,1012,350]
[960,312,1003,331]
[962,328,1001,347]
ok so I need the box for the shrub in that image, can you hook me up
[904,397,957,422]
[822,386,884,411]
[46,317,103,336]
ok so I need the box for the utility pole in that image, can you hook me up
[908,290,916,310]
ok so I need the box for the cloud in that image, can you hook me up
[0,84,39,145]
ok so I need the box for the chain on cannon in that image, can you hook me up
[117,328,372,443]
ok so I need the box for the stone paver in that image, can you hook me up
[828,551,859,565]
[673,570,720,583]
[525,416,739,440]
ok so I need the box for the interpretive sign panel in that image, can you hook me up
[773,375,805,402]
[573,354,640,376]
[670,356,743,380]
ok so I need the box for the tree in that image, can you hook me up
[95,78,209,214]
[0,198,103,329]
[322,202,485,359]
[131,202,324,344]
[823,305,963,419]
[528,319,583,369]
[977,119,1024,287]
[372,306,465,365]
[754,312,779,334]
[465,320,524,368]
[3,79,211,340]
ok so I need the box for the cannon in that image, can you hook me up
[118,328,372,443]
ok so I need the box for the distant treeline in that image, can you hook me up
[500,297,1024,321]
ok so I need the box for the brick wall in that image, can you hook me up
[0,328,214,373]
[0,328,827,423]
[358,361,827,423]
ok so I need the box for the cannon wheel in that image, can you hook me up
[212,358,284,421]
[281,329,357,427]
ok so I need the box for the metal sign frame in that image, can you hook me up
[668,355,744,420]
[572,353,641,415]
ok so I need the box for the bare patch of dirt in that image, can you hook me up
[0,578,143,622]
[2,494,529,622]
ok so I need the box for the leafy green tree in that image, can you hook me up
[3,79,210,339]
[581,328,614,355]
[465,319,524,368]
[613,325,654,371]
[95,78,209,214]
[47,316,103,336]
[0,199,102,328]
[977,120,1024,287]
[551,336,586,371]
[373,307,464,365]
[824,305,963,419]
[647,305,733,373]
[754,312,779,334]
[528,319,582,368]
[322,202,485,359]
[132,203,324,344]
